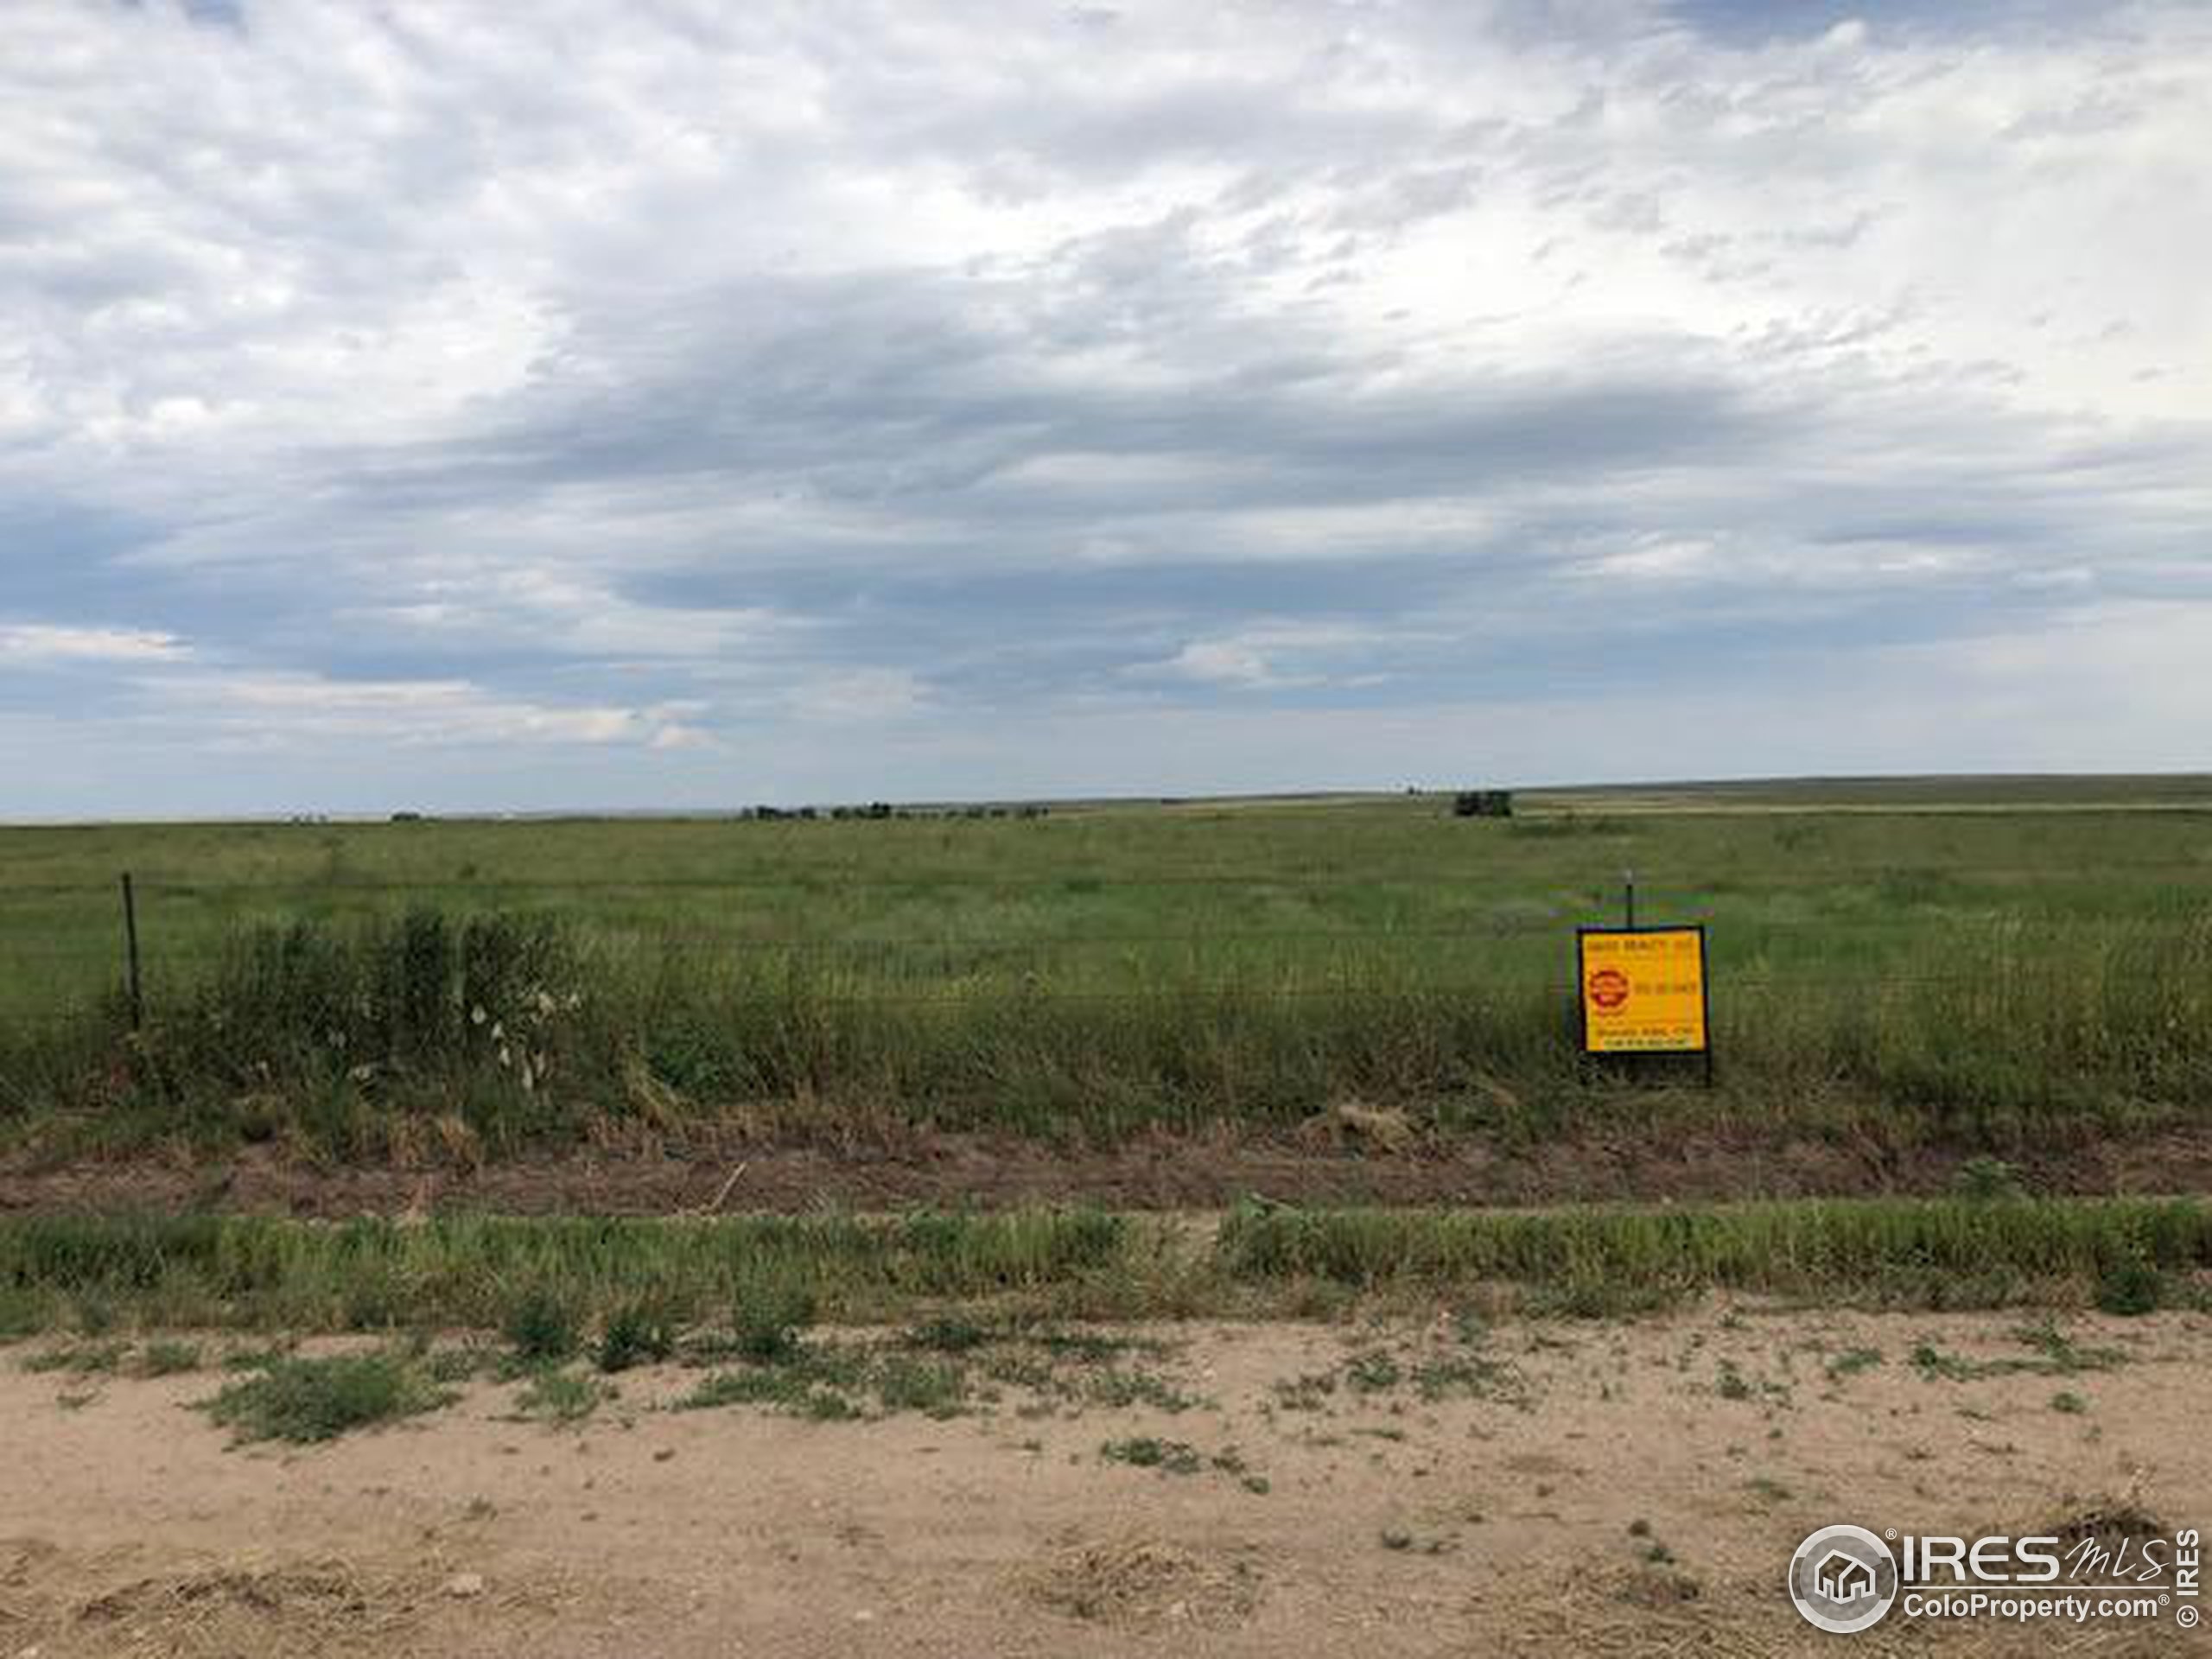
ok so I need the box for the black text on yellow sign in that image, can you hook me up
[1577,925,1709,1054]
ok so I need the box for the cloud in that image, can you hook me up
[124,667,696,752]
[0,0,2206,812]
[0,623,190,663]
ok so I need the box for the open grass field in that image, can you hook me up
[1,779,2208,1183]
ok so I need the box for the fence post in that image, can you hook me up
[120,872,143,1030]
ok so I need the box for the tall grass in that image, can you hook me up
[2,1199,2203,1334]
[3,901,2209,1160]
[1216,1197,2212,1310]
[0,1209,1145,1332]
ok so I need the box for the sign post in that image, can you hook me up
[1576,922,1711,1084]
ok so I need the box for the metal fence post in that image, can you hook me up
[120,872,143,1030]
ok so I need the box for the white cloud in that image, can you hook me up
[128,668,692,751]
[0,623,190,663]
[782,668,929,725]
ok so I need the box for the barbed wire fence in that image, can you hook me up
[2,869,2204,1038]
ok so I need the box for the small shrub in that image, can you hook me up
[1345,1351,1402,1393]
[503,1288,580,1364]
[679,1368,859,1421]
[22,1340,128,1376]
[1824,1347,1883,1381]
[594,1299,677,1374]
[730,1279,816,1364]
[2096,1261,2163,1317]
[426,1346,491,1383]
[516,1368,606,1424]
[203,1351,454,1444]
[1084,1369,1197,1412]
[1099,1436,1202,1475]
[135,1340,203,1377]
[873,1357,967,1417]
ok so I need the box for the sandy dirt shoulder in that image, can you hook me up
[3,1308,2206,1656]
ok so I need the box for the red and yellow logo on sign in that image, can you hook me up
[1578,927,1707,1053]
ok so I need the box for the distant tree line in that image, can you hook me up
[747,804,1050,822]
[1452,790,1514,819]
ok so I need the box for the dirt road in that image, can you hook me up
[3,1308,2204,1656]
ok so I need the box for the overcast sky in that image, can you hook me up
[2,0,2206,816]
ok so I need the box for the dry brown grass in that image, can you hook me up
[1019,1531,1265,1629]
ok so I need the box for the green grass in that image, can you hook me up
[0,1198,2204,1338]
[512,1366,607,1424]
[134,1338,202,1376]
[1,798,2209,1162]
[1214,1196,2212,1312]
[678,1363,864,1421]
[592,1296,677,1373]
[1099,1436,1203,1474]
[201,1350,456,1443]
[21,1338,128,1375]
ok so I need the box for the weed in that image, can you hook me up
[503,1289,580,1365]
[679,1368,860,1421]
[594,1298,677,1374]
[2096,1261,2164,1317]
[2012,1320,2126,1373]
[135,1340,203,1377]
[22,1340,128,1376]
[1346,1351,1402,1393]
[1272,1372,1338,1411]
[203,1351,455,1444]
[872,1357,967,1418]
[729,1279,817,1365]
[1412,1355,1520,1403]
[2050,1390,2088,1414]
[1912,1325,2124,1382]
[1825,1347,1883,1380]
[1100,1437,1203,1475]
[426,1346,491,1383]
[515,1368,606,1424]
[1083,1369,1197,1413]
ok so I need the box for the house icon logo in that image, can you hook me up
[1789,1525,1897,1633]
[1815,1550,1876,1603]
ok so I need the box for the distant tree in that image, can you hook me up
[1452,790,1513,819]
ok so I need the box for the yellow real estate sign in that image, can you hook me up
[1578,925,1708,1054]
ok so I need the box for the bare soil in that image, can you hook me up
[3,1307,2205,1655]
[6,1122,2212,1217]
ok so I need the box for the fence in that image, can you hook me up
[3,868,2208,1032]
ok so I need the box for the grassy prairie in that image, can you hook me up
[0,785,2208,1161]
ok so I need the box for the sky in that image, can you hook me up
[1,0,2206,817]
